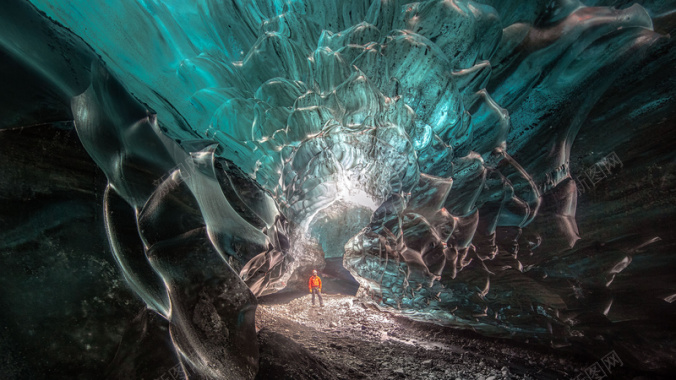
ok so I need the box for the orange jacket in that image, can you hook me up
[308,275,322,291]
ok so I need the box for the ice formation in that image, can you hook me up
[2,0,676,378]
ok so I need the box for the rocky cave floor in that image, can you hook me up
[254,291,662,380]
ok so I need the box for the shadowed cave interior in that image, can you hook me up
[1,0,676,379]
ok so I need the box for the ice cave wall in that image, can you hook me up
[1,0,676,378]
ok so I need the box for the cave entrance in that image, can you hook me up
[305,200,372,296]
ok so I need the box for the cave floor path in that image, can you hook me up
[254,293,586,380]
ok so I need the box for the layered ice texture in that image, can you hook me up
[2,0,676,378]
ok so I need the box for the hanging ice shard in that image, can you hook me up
[2,0,676,377]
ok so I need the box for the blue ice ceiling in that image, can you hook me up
[2,0,676,378]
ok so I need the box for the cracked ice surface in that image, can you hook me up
[2,0,676,377]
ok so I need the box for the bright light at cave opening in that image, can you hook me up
[336,175,381,212]
[301,173,382,233]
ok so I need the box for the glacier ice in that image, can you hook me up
[2,0,676,377]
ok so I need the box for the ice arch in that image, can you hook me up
[2,0,676,377]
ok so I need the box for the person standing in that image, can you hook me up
[308,270,323,307]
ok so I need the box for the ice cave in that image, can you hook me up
[1,0,676,379]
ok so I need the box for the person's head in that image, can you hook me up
[312,270,317,276]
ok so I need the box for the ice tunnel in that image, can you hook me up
[1,0,676,379]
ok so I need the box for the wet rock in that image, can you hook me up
[256,329,342,380]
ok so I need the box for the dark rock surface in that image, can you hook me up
[256,292,671,380]
[0,124,143,379]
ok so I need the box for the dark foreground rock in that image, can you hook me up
[256,328,347,380]
[256,292,672,380]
